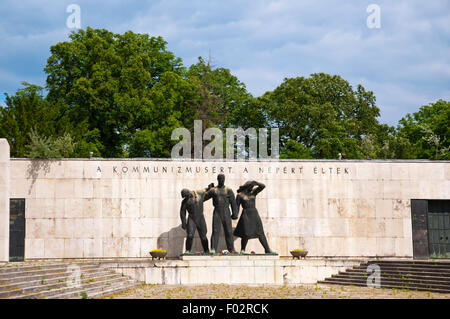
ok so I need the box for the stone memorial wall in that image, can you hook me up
[0,139,9,261]
[0,139,449,260]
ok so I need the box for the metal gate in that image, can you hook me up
[411,200,429,259]
[427,201,450,259]
[9,198,25,262]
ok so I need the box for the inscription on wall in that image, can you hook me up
[94,164,351,178]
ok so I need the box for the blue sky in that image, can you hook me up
[0,0,449,126]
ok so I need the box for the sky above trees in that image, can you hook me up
[1,28,447,160]
[0,0,449,126]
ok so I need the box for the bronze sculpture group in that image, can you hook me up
[180,174,275,255]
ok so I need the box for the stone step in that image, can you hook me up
[0,267,105,285]
[0,263,70,273]
[0,272,122,298]
[318,279,450,294]
[331,274,450,287]
[46,280,141,299]
[0,262,101,274]
[359,260,450,267]
[0,264,100,280]
[0,260,142,299]
[364,267,450,273]
[365,260,450,267]
[345,268,450,277]
[356,264,450,272]
[0,269,114,292]
[336,271,450,283]
[320,260,450,294]
[78,282,141,299]
[9,275,129,299]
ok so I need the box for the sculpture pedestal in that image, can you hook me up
[180,253,279,260]
[159,254,283,285]
[108,257,364,285]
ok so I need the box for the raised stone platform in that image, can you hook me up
[105,257,365,285]
[179,253,279,261]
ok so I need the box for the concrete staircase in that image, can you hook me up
[0,261,141,299]
[318,260,450,293]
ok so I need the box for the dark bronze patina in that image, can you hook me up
[234,181,274,254]
[204,174,238,253]
[180,183,214,254]
[180,175,278,256]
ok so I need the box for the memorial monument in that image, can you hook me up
[179,183,214,254]
[234,180,275,254]
[204,174,238,254]
[180,175,277,256]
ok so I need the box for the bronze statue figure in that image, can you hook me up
[234,180,274,254]
[180,183,214,254]
[204,174,238,253]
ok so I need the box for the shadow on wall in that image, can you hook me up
[157,225,185,257]
[157,225,240,257]
[26,159,59,195]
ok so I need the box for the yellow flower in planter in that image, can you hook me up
[151,246,167,253]
[291,249,305,252]
[151,249,167,253]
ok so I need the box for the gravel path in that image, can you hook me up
[106,283,450,299]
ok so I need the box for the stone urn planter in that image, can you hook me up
[150,249,167,260]
[290,249,308,259]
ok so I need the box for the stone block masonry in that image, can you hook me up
[0,154,448,259]
[0,139,10,262]
[109,257,364,285]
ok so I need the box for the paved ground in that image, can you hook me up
[106,283,450,299]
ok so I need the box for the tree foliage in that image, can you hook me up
[128,71,200,157]
[26,129,76,158]
[0,28,447,160]
[45,27,187,158]
[186,57,258,129]
[0,83,76,157]
[261,73,384,159]
[397,100,450,159]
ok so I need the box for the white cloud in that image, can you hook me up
[0,0,448,126]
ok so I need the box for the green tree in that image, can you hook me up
[186,57,259,130]
[26,129,77,158]
[262,73,383,159]
[45,28,186,158]
[364,124,415,159]
[280,139,313,159]
[181,56,263,158]
[397,100,450,159]
[0,83,75,157]
[128,71,200,157]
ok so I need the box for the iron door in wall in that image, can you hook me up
[427,200,450,259]
[411,199,429,259]
[427,212,450,258]
[9,199,25,262]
